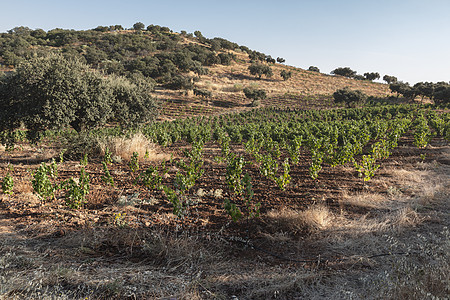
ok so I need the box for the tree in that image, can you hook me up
[280,70,292,81]
[194,30,203,38]
[363,72,380,81]
[434,82,450,104]
[333,87,367,107]
[389,82,417,100]
[165,75,193,90]
[133,22,145,31]
[248,63,273,79]
[308,66,320,72]
[0,54,157,133]
[331,67,356,78]
[414,82,434,101]
[277,57,285,64]
[383,75,397,84]
[266,56,276,64]
[243,88,266,106]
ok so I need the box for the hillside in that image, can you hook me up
[0,25,390,120]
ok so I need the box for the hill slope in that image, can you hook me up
[0,25,390,119]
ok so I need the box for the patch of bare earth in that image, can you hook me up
[0,139,449,299]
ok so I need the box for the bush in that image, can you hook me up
[280,70,292,81]
[243,88,267,101]
[331,67,356,78]
[0,53,158,133]
[308,66,320,72]
[383,75,397,84]
[133,22,145,31]
[248,63,273,79]
[333,87,367,107]
[165,75,193,90]
[364,72,380,81]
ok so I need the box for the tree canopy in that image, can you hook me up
[248,63,273,79]
[0,54,157,133]
[333,87,367,107]
[331,67,356,78]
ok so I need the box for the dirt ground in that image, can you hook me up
[0,136,449,299]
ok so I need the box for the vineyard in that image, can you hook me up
[1,103,449,299]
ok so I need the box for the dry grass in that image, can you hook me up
[265,204,332,235]
[97,132,170,162]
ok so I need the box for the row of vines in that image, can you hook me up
[1,104,449,222]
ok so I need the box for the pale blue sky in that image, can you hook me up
[1,0,449,84]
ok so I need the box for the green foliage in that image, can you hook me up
[383,75,397,84]
[248,63,273,79]
[165,75,193,90]
[101,161,114,187]
[354,155,380,182]
[226,155,246,195]
[137,163,168,190]
[224,173,259,222]
[308,66,320,72]
[62,167,90,209]
[414,115,432,148]
[81,154,88,166]
[331,67,357,78]
[129,152,139,172]
[364,72,380,81]
[103,147,112,164]
[175,142,204,191]
[280,70,292,81]
[243,88,267,101]
[275,158,291,191]
[223,198,242,222]
[276,57,285,64]
[333,88,367,107]
[133,22,145,31]
[31,160,58,201]
[1,172,14,195]
[0,54,158,133]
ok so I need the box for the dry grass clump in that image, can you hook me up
[341,191,389,209]
[97,132,169,162]
[265,205,332,235]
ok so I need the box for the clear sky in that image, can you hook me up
[1,0,449,84]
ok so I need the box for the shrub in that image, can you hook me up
[248,63,273,79]
[243,88,267,100]
[133,22,145,31]
[331,67,356,78]
[0,54,158,133]
[164,75,193,90]
[280,70,292,81]
[364,72,380,81]
[333,87,367,107]
[383,75,397,84]
[308,66,320,72]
